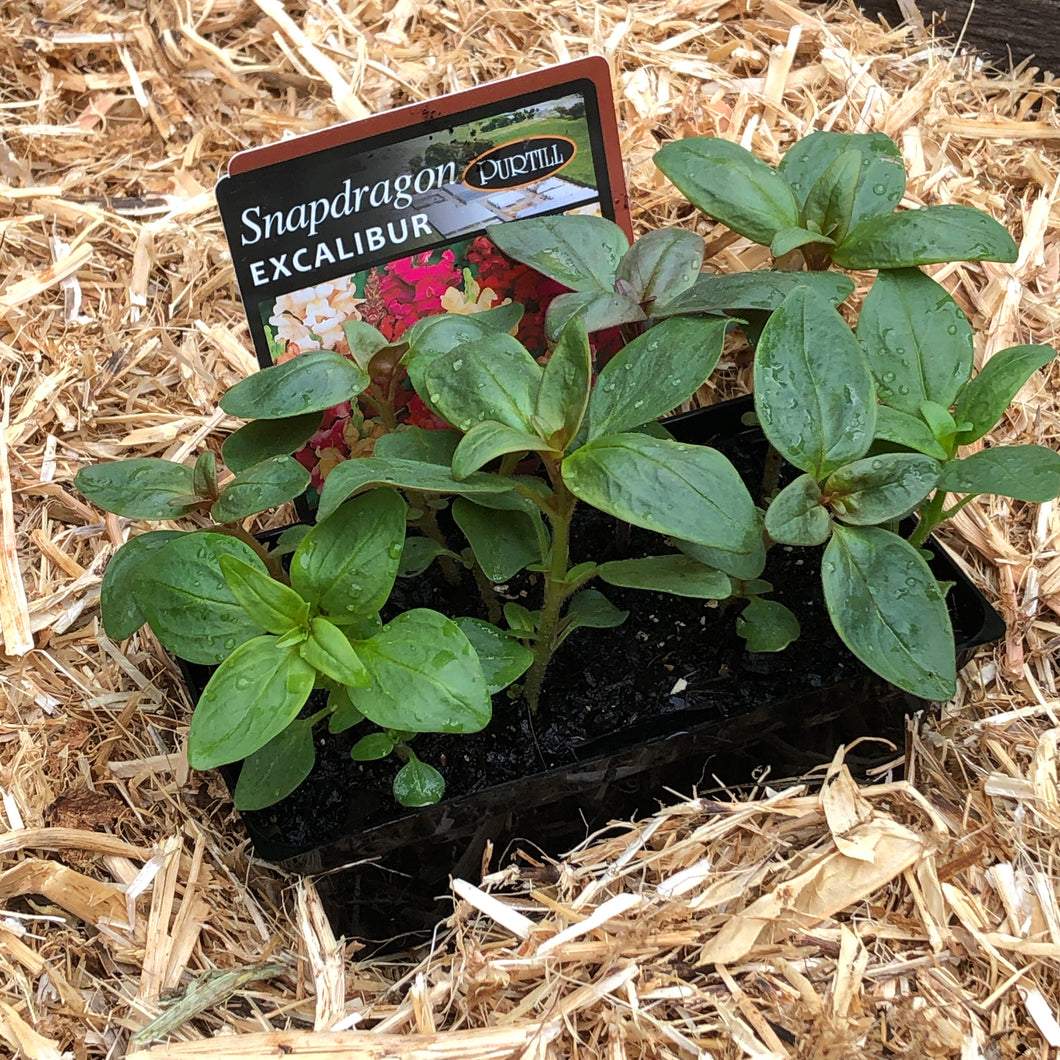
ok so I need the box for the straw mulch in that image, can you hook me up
[1,1,1059,1057]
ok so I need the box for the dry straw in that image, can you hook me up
[1,1,1059,1056]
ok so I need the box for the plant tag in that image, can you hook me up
[217,58,628,368]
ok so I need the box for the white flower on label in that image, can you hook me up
[269,277,362,351]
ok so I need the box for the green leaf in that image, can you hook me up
[654,137,799,245]
[316,456,514,521]
[327,684,366,733]
[834,204,1018,269]
[874,405,949,460]
[822,525,955,700]
[798,149,861,242]
[778,131,905,230]
[273,524,312,557]
[404,302,525,394]
[487,214,629,291]
[557,560,599,586]
[937,446,1060,502]
[393,753,446,807]
[219,553,308,634]
[919,401,962,450]
[135,533,267,664]
[404,299,524,353]
[233,717,316,810]
[954,344,1058,443]
[672,528,766,581]
[100,530,183,639]
[764,474,831,546]
[75,458,199,519]
[211,455,310,522]
[754,286,876,477]
[543,290,646,342]
[399,537,454,577]
[221,413,323,473]
[187,637,316,768]
[737,598,801,652]
[564,434,759,558]
[193,451,218,499]
[535,316,592,445]
[220,350,369,418]
[374,427,461,465]
[857,269,974,416]
[350,732,396,761]
[351,609,491,733]
[451,421,558,480]
[769,226,834,259]
[299,616,369,686]
[342,320,389,369]
[825,454,940,524]
[615,227,705,307]
[420,333,542,435]
[452,496,542,581]
[587,316,730,441]
[559,589,628,644]
[655,270,855,317]
[597,554,732,598]
[290,488,406,616]
[503,602,537,635]
[451,617,534,693]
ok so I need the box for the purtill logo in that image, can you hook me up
[463,136,576,191]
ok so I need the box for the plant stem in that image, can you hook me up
[521,465,577,711]
[471,560,503,625]
[416,499,461,586]
[761,442,784,504]
[909,490,948,549]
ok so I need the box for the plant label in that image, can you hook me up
[216,57,630,369]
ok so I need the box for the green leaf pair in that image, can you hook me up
[75,451,311,525]
[858,269,1060,505]
[488,215,705,340]
[655,131,1017,270]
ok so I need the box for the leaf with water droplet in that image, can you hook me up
[221,349,369,419]
[393,753,446,808]
[824,453,940,525]
[188,636,315,769]
[777,130,905,234]
[938,445,1060,503]
[587,316,729,440]
[135,533,268,664]
[857,269,973,415]
[349,609,491,735]
[822,525,955,700]
[75,457,201,519]
[754,287,875,478]
[488,214,629,291]
[614,226,705,306]
[953,344,1059,444]
[835,204,1017,269]
[291,488,407,618]
[655,137,799,245]
[233,715,317,811]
